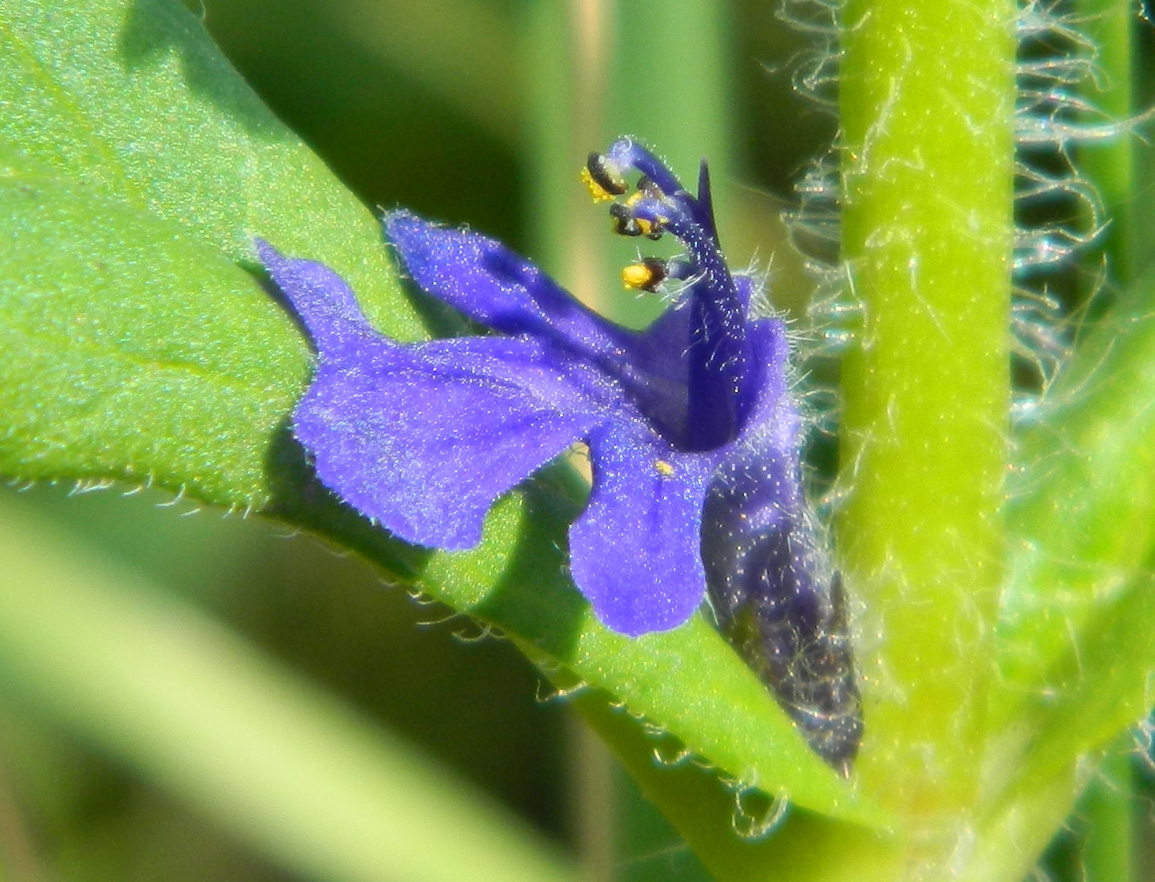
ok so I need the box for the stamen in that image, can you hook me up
[625,190,666,239]
[583,152,627,201]
[622,258,668,292]
[610,202,643,237]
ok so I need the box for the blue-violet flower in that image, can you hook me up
[258,138,861,771]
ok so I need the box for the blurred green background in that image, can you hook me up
[6,1,1155,879]
[0,1,832,879]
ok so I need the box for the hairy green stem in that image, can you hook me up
[838,0,1015,859]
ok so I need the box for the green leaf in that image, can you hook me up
[0,0,887,836]
[1008,572,1155,797]
[975,209,1155,877]
[0,0,423,341]
[996,263,1155,720]
[564,686,903,882]
[0,165,306,506]
[271,471,884,827]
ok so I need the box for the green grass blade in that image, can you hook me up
[1077,0,1138,282]
[0,495,577,882]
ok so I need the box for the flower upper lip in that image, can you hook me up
[592,139,757,451]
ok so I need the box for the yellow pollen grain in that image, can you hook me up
[622,263,655,290]
[581,167,617,202]
[655,459,675,477]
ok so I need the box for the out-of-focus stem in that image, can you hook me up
[1078,0,1136,283]
[1081,744,1134,882]
[523,5,612,877]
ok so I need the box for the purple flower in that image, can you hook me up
[258,138,860,768]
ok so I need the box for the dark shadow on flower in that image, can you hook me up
[262,418,434,584]
[119,0,292,140]
[251,269,315,346]
[467,462,590,662]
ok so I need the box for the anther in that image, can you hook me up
[621,258,668,293]
[622,190,664,239]
[610,202,642,237]
[635,175,662,198]
[583,152,627,201]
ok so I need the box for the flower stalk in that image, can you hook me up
[837,0,1015,849]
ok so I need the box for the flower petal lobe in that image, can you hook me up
[257,239,373,353]
[296,334,603,550]
[570,422,719,635]
[385,211,623,358]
